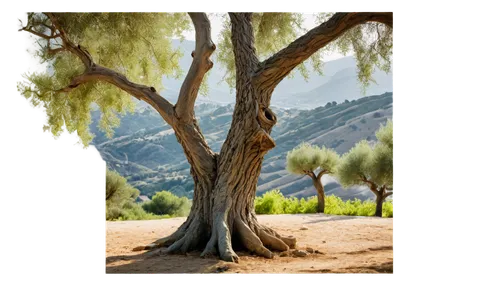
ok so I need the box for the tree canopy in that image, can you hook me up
[286,142,340,176]
[18,12,392,146]
[337,120,393,188]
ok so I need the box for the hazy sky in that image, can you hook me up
[182,13,349,62]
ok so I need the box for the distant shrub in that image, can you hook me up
[254,190,393,218]
[106,170,183,221]
[142,191,191,216]
[373,112,382,118]
[106,169,140,220]
[255,190,286,214]
[360,118,367,124]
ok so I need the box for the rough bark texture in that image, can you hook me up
[28,12,392,262]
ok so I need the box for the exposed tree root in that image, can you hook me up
[136,214,296,263]
[234,217,274,258]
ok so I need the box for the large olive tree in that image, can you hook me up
[18,12,392,261]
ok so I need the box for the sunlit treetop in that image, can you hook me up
[337,120,393,188]
[18,12,392,146]
[286,143,340,176]
[18,13,191,144]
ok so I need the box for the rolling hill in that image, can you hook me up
[90,92,393,201]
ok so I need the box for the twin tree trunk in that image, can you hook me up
[145,12,392,261]
[31,12,391,262]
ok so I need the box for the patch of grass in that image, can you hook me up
[255,190,393,218]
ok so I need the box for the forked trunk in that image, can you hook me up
[146,87,296,261]
[312,176,325,213]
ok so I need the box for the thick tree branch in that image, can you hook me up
[228,13,259,90]
[317,169,330,180]
[361,174,379,195]
[18,26,60,40]
[55,66,176,125]
[379,185,392,199]
[175,13,216,122]
[253,12,393,102]
[41,12,216,181]
[40,13,176,126]
[304,170,316,179]
[45,13,95,69]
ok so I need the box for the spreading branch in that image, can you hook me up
[44,13,93,69]
[304,170,316,179]
[253,12,393,103]
[361,174,379,194]
[22,13,177,126]
[18,26,60,40]
[54,66,176,125]
[175,13,216,122]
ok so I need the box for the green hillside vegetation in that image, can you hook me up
[255,190,393,218]
[105,169,191,221]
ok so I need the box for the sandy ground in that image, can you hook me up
[106,214,393,273]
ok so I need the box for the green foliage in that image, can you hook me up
[254,190,393,218]
[337,120,393,188]
[142,191,191,216]
[254,189,286,214]
[106,169,181,221]
[286,143,340,175]
[19,13,191,145]
[337,140,373,187]
[19,13,392,145]
[376,119,393,150]
[106,169,140,220]
[315,13,393,92]
[216,13,323,90]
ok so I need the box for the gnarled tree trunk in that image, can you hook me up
[145,12,392,261]
[38,12,392,262]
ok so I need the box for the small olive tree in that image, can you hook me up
[338,120,393,217]
[286,143,340,213]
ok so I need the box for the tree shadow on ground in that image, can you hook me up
[106,249,228,274]
[304,215,360,224]
[337,245,393,255]
[338,261,393,273]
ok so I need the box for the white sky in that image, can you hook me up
[182,13,349,61]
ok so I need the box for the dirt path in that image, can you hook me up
[106,214,393,273]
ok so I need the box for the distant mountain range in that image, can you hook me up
[158,40,392,109]
[90,92,393,202]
